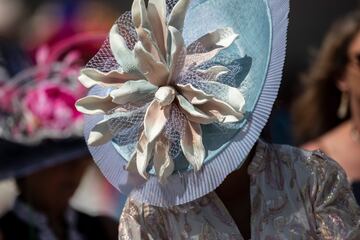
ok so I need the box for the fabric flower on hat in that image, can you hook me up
[24,82,82,133]
[76,0,245,181]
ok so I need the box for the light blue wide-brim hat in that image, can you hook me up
[79,0,289,207]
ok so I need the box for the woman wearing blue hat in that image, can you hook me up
[75,0,360,239]
[0,34,118,240]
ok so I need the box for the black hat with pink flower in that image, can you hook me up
[0,33,105,180]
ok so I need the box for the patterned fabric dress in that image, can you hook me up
[119,141,360,240]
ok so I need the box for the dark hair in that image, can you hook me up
[292,11,360,144]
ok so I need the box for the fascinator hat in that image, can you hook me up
[0,33,105,180]
[77,0,289,206]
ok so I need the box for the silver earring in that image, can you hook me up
[337,92,349,119]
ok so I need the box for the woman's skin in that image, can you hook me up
[15,157,89,240]
[215,144,256,239]
[304,31,360,182]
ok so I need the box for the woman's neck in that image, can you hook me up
[215,156,251,201]
[350,96,360,132]
[214,144,256,239]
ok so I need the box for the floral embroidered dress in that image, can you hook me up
[119,141,360,239]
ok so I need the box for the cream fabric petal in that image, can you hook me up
[137,28,164,63]
[76,95,118,115]
[197,66,230,81]
[88,119,113,146]
[177,83,212,104]
[131,0,151,30]
[178,82,245,111]
[132,0,163,62]
[126,153,138,173]
[177,84,244,123]
[187,28,238,54]
[185,28,238,68]
[148,0,167,60]
[136,132,155,179]
[176,95,215,124]
[168,0,190,32]
[110,80,157,105]
[132,0,166,63]
[180,120,205,171]
[79,68,140,88]
[168,26,186,84]
[109,25,138,73]
[153,136,174,183]
[202,81,246,111]
[197,100,244,123]
[154,86,176,107]
[144,100,170,143]
[134,42,169,86]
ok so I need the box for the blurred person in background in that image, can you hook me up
[19,0,131,52]
[0,0,29,80]
[0,33,118,240]
[292,11,360,204]
[0,37,30,215]
[0,0,25,39]
[0,0,130,70]
[0,0,130,222]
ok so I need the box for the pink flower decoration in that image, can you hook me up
[24,82,82,131]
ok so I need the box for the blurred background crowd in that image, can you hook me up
[0,0,360,239]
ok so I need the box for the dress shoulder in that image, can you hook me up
[266,143,360,239]
[261,142,346,188]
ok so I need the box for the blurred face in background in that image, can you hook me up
[22,2,65,50]
[20,0,125,51]
[0,0,25,38]
[341,31,360,101]
[75,0,123,33]
[17,157,89,214]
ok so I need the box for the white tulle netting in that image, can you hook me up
[86,0,250,167]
